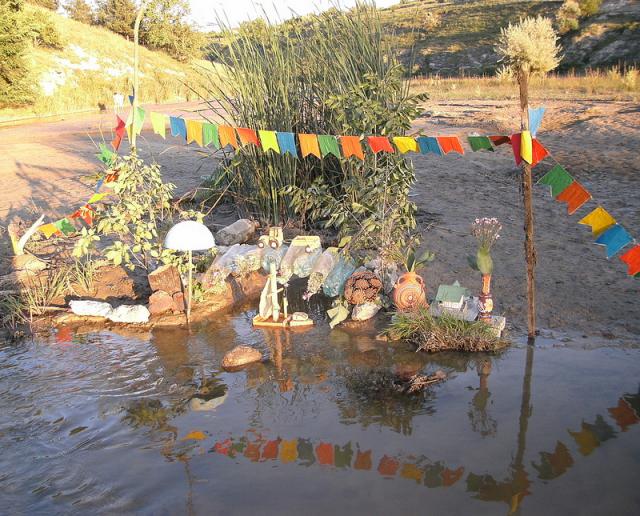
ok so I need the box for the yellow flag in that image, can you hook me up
[39,223,60,239]
[279,439,298,463]
[392,136,418,154]
[520,130,533,164]
[186,119,204,146]
[150,112,167,139]
[258,130,280,153]
[88,193,107,204]
[578,206,616,237]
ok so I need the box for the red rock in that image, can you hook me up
[221,346,262,370]
[149,290,175,315]
[148,265,182,294]
[172,292,185,312]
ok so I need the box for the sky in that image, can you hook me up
[188,0,398,30]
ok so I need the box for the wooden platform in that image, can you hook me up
[252,314,314,329]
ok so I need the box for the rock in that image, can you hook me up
[69,299,113,318]
[148,290,175,315]
[221,345,262,370]
[11,254,48,283]
[351,302,381,321]
[189,394,227,412]
[148,264,182,294]
[172,291,186,312]
[216,219,256,246]
[108,304,150,324]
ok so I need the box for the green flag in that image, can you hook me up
[467,136,494,152]
[538,164,574,198]
[97,142,115,166]
[150,112,167,138]
[318,135,340,158]
[54,218,76,236]
[203,123,220,148]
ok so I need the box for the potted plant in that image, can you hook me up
[469,218,502,321]
[392,248,434,311]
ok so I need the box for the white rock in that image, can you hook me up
[69,300,113,318]
[351,302,381,321]
[189,394,227,412]
[108,305,150,324]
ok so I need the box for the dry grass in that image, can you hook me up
[410,67,639,101]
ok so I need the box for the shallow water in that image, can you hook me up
[1,303,639,515]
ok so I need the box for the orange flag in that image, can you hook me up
[298,134,321,158]
[219,125,239,149]
[556,181,592,214]
[340,136,364,160]
[620,245,640,276]
[531,139,549,167]
[437,136,464,155]
[367,136,394,154]
[236,127,260,147]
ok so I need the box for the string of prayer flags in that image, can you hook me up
[39,223,61,239]
[437,136,464,155]
[259,130,280,154]
[537,165,574,197]
[299,134,321,158]
[416,136,442,156]
[218,125,238,149]
[318,135,341,158]
[340,136,364,160]
[620,245,640,276]
[490,135,511,146]
[112,116,126,151]
[528,107,546,137]
[237,127,259,147]
[54,218,75,236]
[97,143,116,166]
[87,192,108,204]
[150,112,167,139]
[467,135,494,152]
[520,130,533,164]
[203,123,220,148]
[186,119,204,147]
[277,132,298,157]
[126,107,145,139]
[95,178,104,192]
[128,88,135,105]
[595,225,633,258]
[170,117,187,140]
[393,136,418,154]
[367,136,394,154]
[579,206,616,237]
[530,139,549,167]
[555,181,592,215]
[69,204,94,226]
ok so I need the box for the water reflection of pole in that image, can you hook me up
[515,345,535,468]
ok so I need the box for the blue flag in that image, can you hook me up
[170,117,187,140]
[416,136,443,156]
[528,107,545,138]
[276,132,298,157]
[595,224,633,258]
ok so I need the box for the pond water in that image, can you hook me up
[1,301,639,515]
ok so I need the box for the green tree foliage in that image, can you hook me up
[578,0,602,17]
[27,0,58,9]
[95,0,136,39]
[22,4,64,48]
[141,0,203,62]
[0,0,34,107]
[65,0,92,24]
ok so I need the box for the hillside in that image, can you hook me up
[2,4,210,120]
[378,0,639,75]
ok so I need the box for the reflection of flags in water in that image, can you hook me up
[568,414,616,456]
[608,393,640,432]
[532,441,574,480]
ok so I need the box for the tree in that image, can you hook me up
[0,0,34,107]
[27,0,58,9]
[65,0,92,24]
[95,0,136,39]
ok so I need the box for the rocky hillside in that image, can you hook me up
[379,0,639,75]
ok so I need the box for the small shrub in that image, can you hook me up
[623,67,638,91]
[557,0,581,34]
[22,5,65,49]
[0,0,35,107]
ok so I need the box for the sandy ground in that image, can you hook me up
[1,99,638,341]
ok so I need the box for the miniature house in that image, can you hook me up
[434,281,469,311]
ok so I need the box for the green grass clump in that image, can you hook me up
[386,307,508,353]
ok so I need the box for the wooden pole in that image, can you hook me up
[131,2,148,154]
[518,69,537,343]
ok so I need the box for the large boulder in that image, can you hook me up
[221,345,262,370]
[108,305,150,324]
[148,264,182,294]
[148,290,176,315]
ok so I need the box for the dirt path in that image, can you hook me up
[1,99,638,341]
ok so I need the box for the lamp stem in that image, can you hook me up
[187,250,193,324]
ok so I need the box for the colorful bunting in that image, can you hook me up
[579,206,616,237]
[318,135,341,158]
[219,125,238,149]
[70,204,94,226]
[537,165,574,198]
[340,136,364,160]
[367,136,394,154]
[97,143,115,166]
[39,223,60,239]
[95,178,104,192]
[112,116,126,151]
[596,225,633,259]
[393,136,418,154]
[437,136,464,155]
[531,139,549,167]
[126,107,145,140]
[489,135,511,146]
[416,136,442,156]
[203,123,220,148]
[467,136,494,152]
[150,112,167,139]
[520,130,533,164]
[510,133,522,165]
[236,127,259,147]
[555,181,591,215]
[299,134,321,158]
[170,117,187,140]
[54,218,75,236]
[259,130,280,154]
[88,192,107,204]
[276,132,298,157]
[620,245,640,276]
[529,107,546,138]
[186,119,204,146]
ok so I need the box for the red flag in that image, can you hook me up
[510,133,522,165]
[236,127,260,147]
[620,245,640,276]
[489,135,511,146]
[112,116,126,151]
[367,136,394,154]
[437,136,464,155]
[531,139,549,167]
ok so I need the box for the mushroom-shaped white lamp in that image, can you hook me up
[164,221,215,322]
